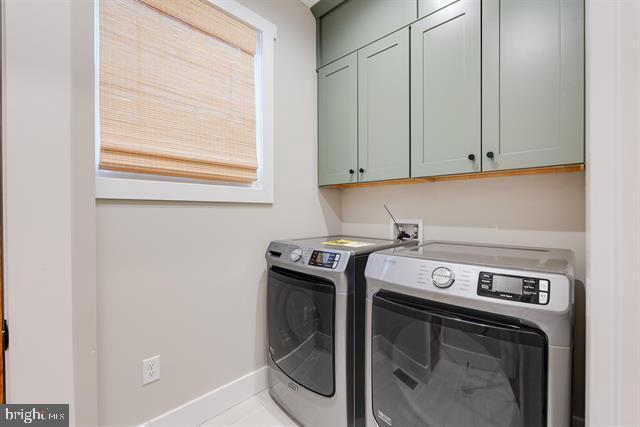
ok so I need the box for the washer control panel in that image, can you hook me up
[477,271,550,305]
[308,250,341,269]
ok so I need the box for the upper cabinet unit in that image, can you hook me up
[314,0,417,68]
[482,0,585,171]
[314,0,585,186]
[318,53,358,186]
[410,0,481,178]
[318,29,410,186]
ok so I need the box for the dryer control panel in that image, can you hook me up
[477,272,550,305]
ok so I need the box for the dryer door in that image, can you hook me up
[371,291,547,427]
[267,267,335,396]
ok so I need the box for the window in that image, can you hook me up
[95,0,276,203]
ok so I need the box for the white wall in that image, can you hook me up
[70,1,99,424]
[341,172,586,280]
[95,0,341,424]
[586,1,640,425]
[3,0,98,424]
[3,0,74,408]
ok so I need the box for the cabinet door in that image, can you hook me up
[482,0,584,171]
[358,28,410,183]
[318,53,358,186]
[410,0,481,178]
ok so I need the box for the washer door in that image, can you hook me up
[267,267,335,396]
[371,291,548,427]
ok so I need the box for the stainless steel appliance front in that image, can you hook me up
[365,241,575,427]
[266,236,417,427]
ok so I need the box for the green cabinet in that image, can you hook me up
[318,53,358,186]
[410,0,481,178]
[318,30,410,186]
[358,28,410,182]
[315,0,585,186]
[482,0,584,171]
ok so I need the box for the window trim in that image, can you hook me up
[94,0,277,203]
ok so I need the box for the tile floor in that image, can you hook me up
[201,390,297,426]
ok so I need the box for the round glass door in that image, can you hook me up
[267,267,335,396]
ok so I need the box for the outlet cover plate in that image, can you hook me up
[142,355,160,385]
[389,219,423,242]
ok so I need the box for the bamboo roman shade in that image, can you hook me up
[99,0,258,183]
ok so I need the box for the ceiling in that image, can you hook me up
[300,0,320,7]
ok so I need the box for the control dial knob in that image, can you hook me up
[432,267,454,288]
[289,248,303,262]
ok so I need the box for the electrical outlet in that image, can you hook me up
[142,355,160,385]
[389,219,423,242]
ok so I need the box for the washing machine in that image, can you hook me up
[265,236,418,427]
[364,241,574,427]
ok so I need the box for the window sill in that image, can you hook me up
[96,175,273,203]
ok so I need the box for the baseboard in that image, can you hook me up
[139,366,269,427]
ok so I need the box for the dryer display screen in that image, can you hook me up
[492,275,523,295]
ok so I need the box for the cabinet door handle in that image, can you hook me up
[349,169,354,174]
[467,154,476,161]
[359,168,365,173]
[486,151,495,159]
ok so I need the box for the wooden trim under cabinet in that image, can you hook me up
[322,164,585,189]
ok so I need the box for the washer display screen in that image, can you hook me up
[309,251,340,268]
[315,252,332,264]
[492,275,523,295]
